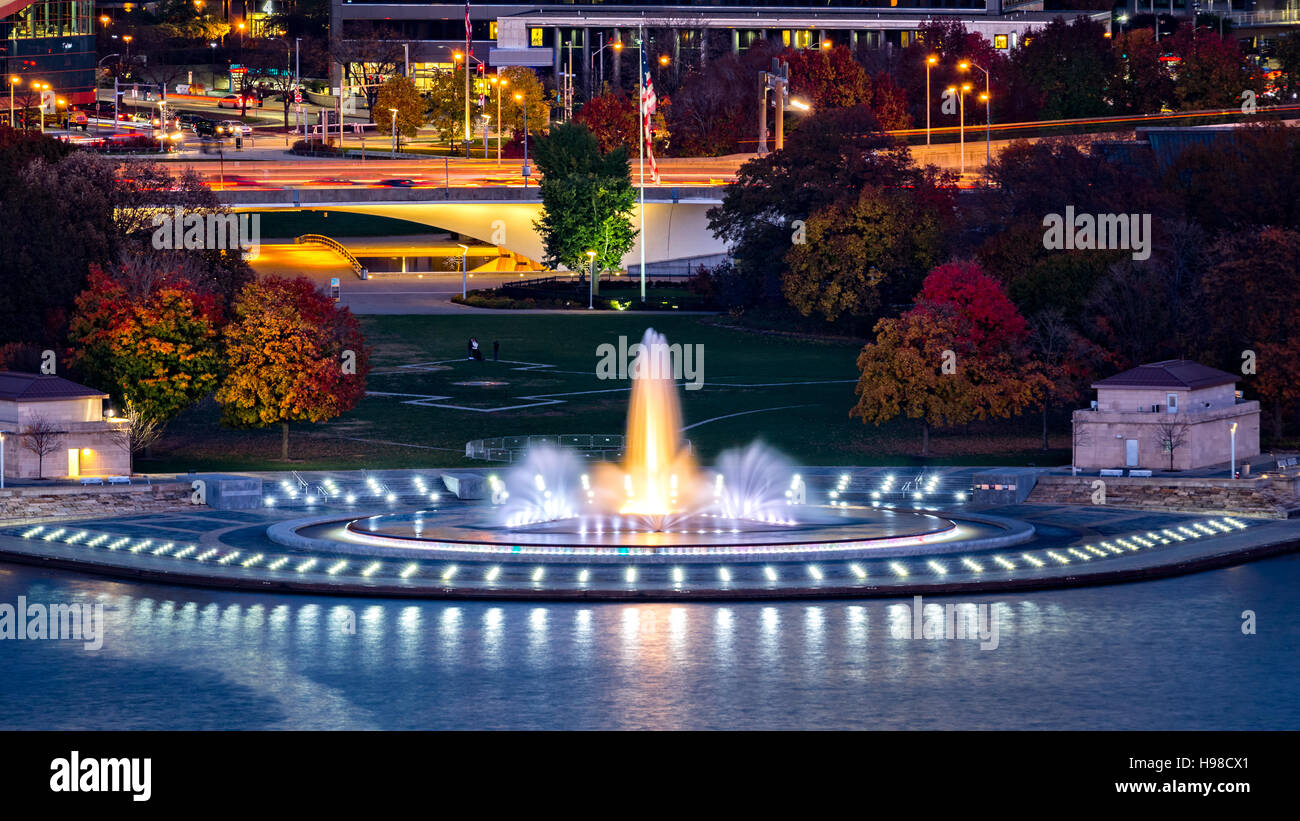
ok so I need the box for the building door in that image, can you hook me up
[67,448,81,478]
[1125,439,1139,467]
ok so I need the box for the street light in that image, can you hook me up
[0,429,10,489]
[1229,422,1238,479]
[122,34,133,60]
[947,83,971,176]
[32,81,48,133]
[489,75,508,166]
[590,39,623,91]
[586,249,597,309]
[457,243,470,298]
[8,76,19,128]
[925,55,937,145]
[514,91,530,188]
[960,60,991,180]
[388,107,397,158]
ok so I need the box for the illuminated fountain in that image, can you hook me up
[337,326,1000,561]
[495,329,797,535]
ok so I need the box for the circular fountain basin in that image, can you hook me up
[293,505,1008,564]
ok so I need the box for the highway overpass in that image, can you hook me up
[216,185,729,275]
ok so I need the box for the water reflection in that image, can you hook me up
[1,560,1298,729]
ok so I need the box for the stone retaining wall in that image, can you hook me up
[1026,475,1297,518]
[0,483,193,525]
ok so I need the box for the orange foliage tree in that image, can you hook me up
[851,262,1049,455]
[215,276,370,460]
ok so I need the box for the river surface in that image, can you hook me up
[1,556,1297,730]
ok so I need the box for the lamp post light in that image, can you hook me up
[489,75,508,166]
[586,249,597,309]
[925,55,937,145]
[590,39,623,93]
[32,81,49,133]
[947,83,971,177]
[482,113,491,158]
[1229,422,1238,479]
[0,429,9,489]
[515,91,530,188]
[458,243,470,298]
[123,34,133,60]
[959,60,991,180]
[8,76,19,128]
[389,107,397,158]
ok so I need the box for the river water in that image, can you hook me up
[1,556,1297,730]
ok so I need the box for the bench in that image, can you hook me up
[1275,456,1298,469]
[1128,469,1153,478]
[1099,469,1125,477]
[78,477,103,485]
[106,476,131,485]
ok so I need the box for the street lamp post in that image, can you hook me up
[0,430,9,489]
[925,55,937,146]
[1229,422,1238,479]
[32,81,48,133]
[948,83,971,177]
[389,107,397,158]
[515,91,530,188]
[590,39,623,93]
[490,76,508,166]
[960,60,991,180]
[458,243,470,298]
[8,76,19,128]
[586,250,597,309]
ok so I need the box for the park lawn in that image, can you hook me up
[143,314,1072,473]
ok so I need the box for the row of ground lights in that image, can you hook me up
[14,517,1251,588]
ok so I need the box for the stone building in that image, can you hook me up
[0,372,130,480]
[1072,360,1260,472]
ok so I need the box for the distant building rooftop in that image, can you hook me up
[1092,360,1238,391]
[0,372,107,402]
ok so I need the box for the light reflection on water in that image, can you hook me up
[1,556,1298,730]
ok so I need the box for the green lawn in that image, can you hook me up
[144,314,1071,473]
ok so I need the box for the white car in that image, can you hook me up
[222,120,252,137]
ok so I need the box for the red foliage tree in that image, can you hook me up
[574,91,640,154]
[784,46,873,110]
[915,261,1029,353]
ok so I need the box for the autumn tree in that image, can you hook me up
[785,46,873,110]
[1200,227,1300,439]
[709,105,929,307]
[68,266,222,440]
[375,75,426,143]
[851,263,1048,455]
[216,277,370,460]
[782,180,951,325]
[1008,16,1116,120]
[1111,29,1175,114]
[1170,29,1262,111]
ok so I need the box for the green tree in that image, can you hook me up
[375,75,425,143]
[531,123,637,276]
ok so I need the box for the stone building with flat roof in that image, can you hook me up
[1072,360,1260,472]
[0,372,129,480]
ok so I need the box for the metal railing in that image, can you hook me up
[1227,9,1300,25]
[465,434,692,463]
[295,234,369,279]
[508,271,696,289]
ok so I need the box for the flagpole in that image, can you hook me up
[638,26,646,303]
[464,1,471,159]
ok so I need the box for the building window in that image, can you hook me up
[994,34,1008,50]
[1166,393,1178,413]
[530,28,543,48]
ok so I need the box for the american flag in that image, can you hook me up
[464,1,472,59]
[640,49,659,183]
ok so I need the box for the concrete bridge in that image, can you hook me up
[216,185,728,275]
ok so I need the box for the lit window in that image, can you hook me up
[530,28,543,48]
[490,21,497,40]
[994,35,1008,49]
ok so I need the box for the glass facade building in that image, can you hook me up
[2,0,98,107]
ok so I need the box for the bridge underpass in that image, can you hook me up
[218,186,728,278]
